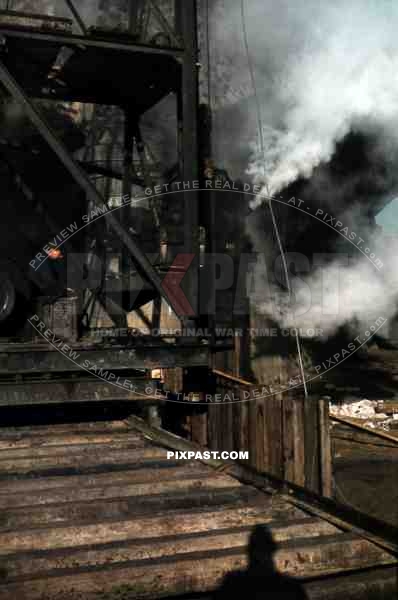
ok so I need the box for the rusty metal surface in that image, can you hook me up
[0,419,395,599]
[0,342,209,374]
[0,379,163,407]
[0,18,183,57]
[0,10,72,33]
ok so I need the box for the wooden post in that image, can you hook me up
[304,395,320,493]
[319,397,332,498]
[303,395,332,496]
[267,393,284,479]
[191,410,208,447]
[293,393,306,487]
[233,388,249,456]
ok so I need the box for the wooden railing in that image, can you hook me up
[207,370,332,498]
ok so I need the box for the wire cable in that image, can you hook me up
[205,0,212,110]
[240,0,308,398]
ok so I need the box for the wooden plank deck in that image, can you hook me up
[0,420,396,599]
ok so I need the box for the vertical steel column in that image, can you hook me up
[122,110,135,249]
[128,0,144,37]
[116,110,135,323]
[175,0,200,320]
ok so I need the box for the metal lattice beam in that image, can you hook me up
[0,28,184,58]
[0,58,190,317]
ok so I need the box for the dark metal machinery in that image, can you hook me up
[0,0,217,407]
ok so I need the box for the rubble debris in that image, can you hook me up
[330,399,395,431]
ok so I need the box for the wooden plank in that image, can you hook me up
[266,394,283,479]
[232,392,248,453]
[0,447,168,474]
[0,432,143,451]
[304,396,320,493]
[119,567,398,600]
[206,404,218,450]
[0,501,301,555]
[262,395,270,474]
[248,392,258,470]
[256,396,266,471]
[0,439,149,460]
[185,374,313,492]
[216,394,225,450]
[319,398,332,498]
[0,464,213,495]
[0,487,263,530]
[331,415,398,445]
[0,534,394,600]
[1,519,341,581]
[282,394,296,484]
[0,474,242,509]
[292,394,305,486]
[0,421,130,438]
[223,395,234,453]
[331,429,398,448]
[237,390,249,454]
[305,564,398,599]
[190,412,208,447]
[0,458,196,482]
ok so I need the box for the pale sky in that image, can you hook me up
[376,198,398,233]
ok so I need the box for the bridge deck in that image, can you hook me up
[0,419,396,599]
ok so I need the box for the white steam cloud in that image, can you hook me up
[213,0,398,199]
[253,234,398,338]
[212,0,398,337]
[252,0,398,199]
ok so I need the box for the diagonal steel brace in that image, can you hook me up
[64,0,87,36]
[0,59,187,317]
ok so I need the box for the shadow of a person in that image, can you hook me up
[214,525,308,600]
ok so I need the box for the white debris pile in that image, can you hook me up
[330,399,392,430]
[330,399,377,419]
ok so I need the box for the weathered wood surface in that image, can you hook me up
[0,419,395,600]
[209,376,331,496]
[331,414,398,445]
